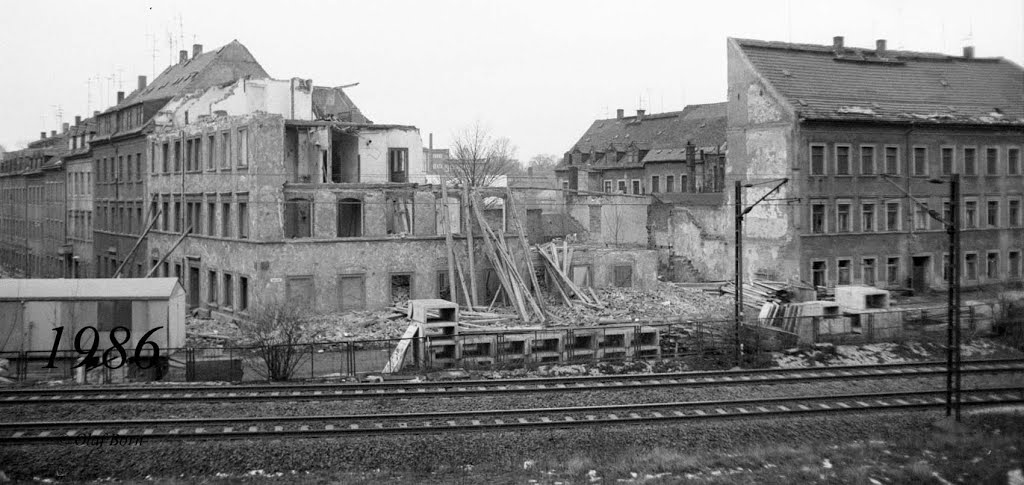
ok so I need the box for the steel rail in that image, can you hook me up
[2,358,1022,405]
[2,387,1021,444]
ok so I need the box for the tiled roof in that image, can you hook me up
[312,86,372,123]
[733,38,1024,125]
[112,40,269,111]
[567,102,727,157]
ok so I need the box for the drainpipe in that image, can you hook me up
[903,125,913,288]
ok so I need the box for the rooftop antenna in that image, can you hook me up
[116,67,125,92]
[147,32,158,79]
[178,13,185,54]
[52,105,64,131]
[786,0,792,43]
[166,29,174,66]
[85,78,92,115]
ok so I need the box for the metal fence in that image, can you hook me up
[0,306,1010,385]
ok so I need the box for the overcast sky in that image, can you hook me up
[1,0,1022,160]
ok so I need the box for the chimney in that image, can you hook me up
[116,91,124,104]
[62,122,69,134]
[137,75,147,92]
[40,131,46,139]
[74,115,81,126]
[179,49,188,64]
[963,46,975,58]
[93,111,100,116]
[193,44,203,58]
[876,39,887,57]
[616,109,624,119]
[636,109,645,120]
[833,35,844,52]
[51,130,57,138]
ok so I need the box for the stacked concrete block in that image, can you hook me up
[565,328,599,362]
[835,286,890,311]
[597,327,631,360]
[634,326,661,360]
[411,299,461,368]
[529,331,565,363]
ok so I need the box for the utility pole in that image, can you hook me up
[734,178,788,366]
[948,173,961,421]
[880,173,961,421]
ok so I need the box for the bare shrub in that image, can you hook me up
[236,301,324,381]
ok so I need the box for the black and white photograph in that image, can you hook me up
[0,0,1023,483]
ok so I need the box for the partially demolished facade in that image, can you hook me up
[144,76,522,317]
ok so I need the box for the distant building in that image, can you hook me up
[557,104,727,196]
[674,36,1024,289]
[64,116,97,277]
[0,129,68,278]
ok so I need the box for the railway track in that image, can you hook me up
[3,387,1021,444]
[2,358,1022,405]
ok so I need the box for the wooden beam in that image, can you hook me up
[144,225,191,278]
[112,209,162,278]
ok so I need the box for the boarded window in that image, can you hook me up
[97,300,132,331]
[388,148,408,183]
[285,198,312,238]
[338,274,366,311]
[337,198,362,237]
[286,276,314,306]
[613,264,633,288]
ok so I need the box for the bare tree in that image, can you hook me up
[236,300,323,381]
[444,122,520,187]
[527,154,559,175]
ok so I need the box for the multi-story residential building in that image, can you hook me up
[675,36,1024,290]
[64,116,97,277]
[90,41,268,279]
[144,74,522,317]
[557,104,727,196]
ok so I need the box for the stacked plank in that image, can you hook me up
[536,241,604,310]
[468,190,545,323]
[719,279,789,310]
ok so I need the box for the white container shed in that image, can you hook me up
[0,278,186,355]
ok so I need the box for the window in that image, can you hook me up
[206,201,216,236]
[603,180,612,193]
[238,200,249,239]
[223,273,233,309]
[913,147,928,176]
[964,200,977,228]
[173,201,181,232]
[1010,199,1021,227]
[986,148,999,175]
[388,148,408,182]
[965,253,978,281]
[987,200,999,228]
[617,180,626,193]
[811,261,826,287]
[986,252,999,279]
[862,258,876,286]
[161,201,169,231]
[1010,251,1021,279]
[835,145,850,175]
[666,175,675,193]
[943,199,952,227]
[914,204,930,230]
[810,144,825,175]
[221,201,231,238]
[811,202,826,234]
[884,146,899,174]
[219,132,230,169]
[338,274,366,311]
[237,128,248,167]
[943,254,951,282]
[1009,148,1021,175]
[941,147,954,175]
[336,198,362,237]
[885,201,900,231]
[836,202,851,232]
[285,198,312,238]
[173,140,181,172]
[651,176,660,193]
[206,135,215,170]
[861,202,875,232]
[239,276,249,311]
[963,147,977,175]
[613,264,633,288]
[207,270,218,305]
[886,257,900,286]
[837,259,851,285]
[631,180,641,195]
[860,146,875,175]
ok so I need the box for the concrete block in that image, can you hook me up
[835,285,890,311]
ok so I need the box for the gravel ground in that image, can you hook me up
[1,408,1014,483]
[3,374,1021,422]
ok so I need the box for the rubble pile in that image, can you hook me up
[543,282,734,325]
